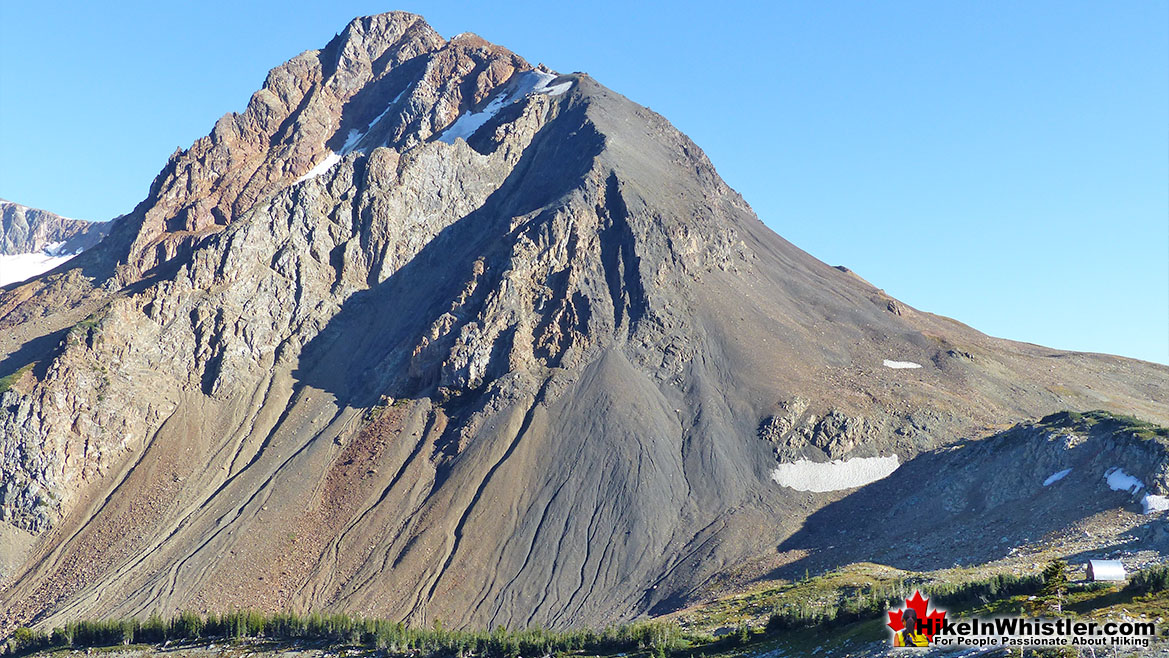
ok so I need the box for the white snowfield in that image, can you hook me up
[882,359,922,369]
[295,151,343,183]
[0,250,78,287]
[437,93,511,145]
[1043,468,1072,486]
[42,241,69,256]
[296,86,411,183]
[1105,466,1143,494]
[437,70,572,144]
[338,87,406,157]
[297,71,571,183]
[340,129,364,154]
[1103,466,1166,515]
[1144,496,1169,514]
[771,455,900,492]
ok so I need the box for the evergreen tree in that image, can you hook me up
[1039,559,1070,615]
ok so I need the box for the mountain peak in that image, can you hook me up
[107,16,531,281]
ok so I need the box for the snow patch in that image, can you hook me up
[437,92,512,144]
[295,151,342,183]
[42,241,70,257]
[0,251,78,286]
[340,129,364,155]
[1100,468,1167,514]
[1105,467,1144,494]
[1043,468,1072,486]
[436,70,574,144]
[770,455,900,492]
[882,359,922,369]
[518,70,573,96]
[367,88,406,131]
[1142,495,1169,514]
[543,81,572,96]
[337,87,409,156]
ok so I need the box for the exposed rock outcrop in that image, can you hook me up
[775,411,1169,575]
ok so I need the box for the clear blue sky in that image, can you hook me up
[1,1,1166,364]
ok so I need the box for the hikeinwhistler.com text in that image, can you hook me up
[924,616,1157,649]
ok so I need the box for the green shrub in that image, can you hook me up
[138,613,166,644]
[7,628,49,654]
[1127,564,1169,595]
[0,364,33,395]
[765,571,1042,631]
[170,610,203,640]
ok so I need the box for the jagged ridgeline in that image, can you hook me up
[0,201,107,257]
[0,201,110,287]
[0,11,1166,633]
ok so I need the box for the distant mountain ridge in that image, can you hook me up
[0,200,107,256]
[0,10,1165,635]
[0,200,109,287]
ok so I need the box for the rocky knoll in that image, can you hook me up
[775,411,1169,577]
[0,11,1166,633]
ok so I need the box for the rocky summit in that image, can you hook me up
[0,12,1166,633]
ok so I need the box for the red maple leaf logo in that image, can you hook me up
[887,590,947,641]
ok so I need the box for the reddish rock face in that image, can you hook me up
[119,13,531,280]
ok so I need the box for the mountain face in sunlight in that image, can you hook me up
[0,11,1166,633]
